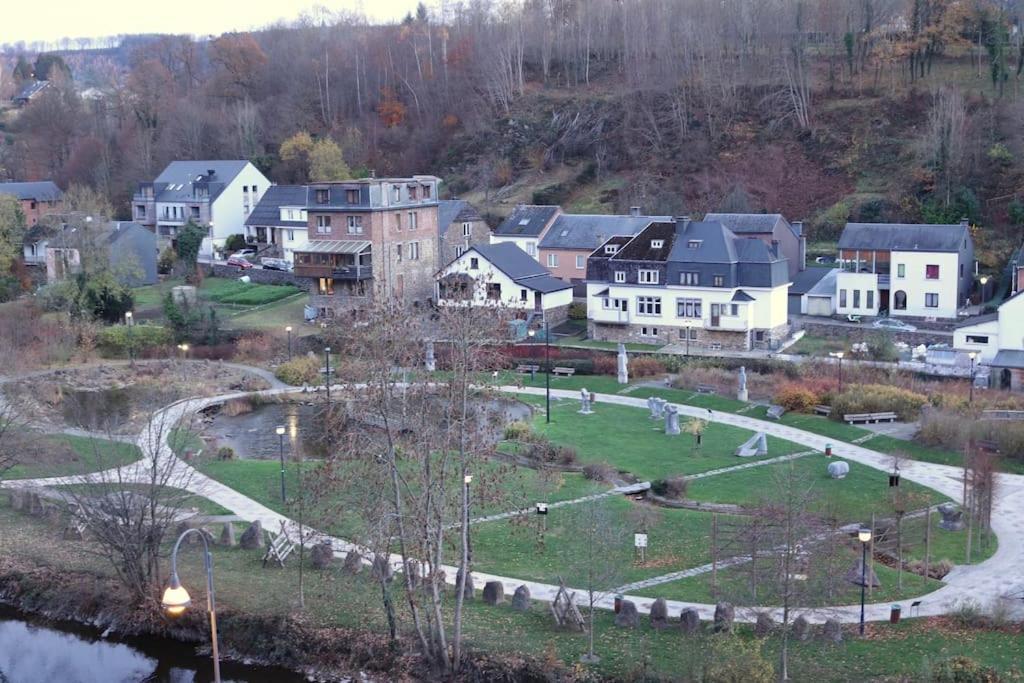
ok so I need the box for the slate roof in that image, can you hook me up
[731,290,755,302]
[0,181,62,202]
[538,213,669,250]
[955,312,998,329]
[245,185,308,228]
[664,221,739,263]
[13,80,49,101]
[806,268,839,298]
[615,222,678,261]
[789,267,832,295]
[838,222,970,253]
[465,242,571,292]
[987,349,1024,369]
[105,221,148,244]
[493,205,559,237]
[437,200,482,237]
[152,160,251,203]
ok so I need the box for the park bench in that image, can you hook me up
[978,439,999,453]
[696,384,716,394]
[814,404,832,416]
[843,411,898,425]
[262,521,296,568]
[516,364,540,377]
[766,404,786,420]
[551,366,576,377]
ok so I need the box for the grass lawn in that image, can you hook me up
[787,335,848,357]
[558,339,665,352]
[4,434,141,480]
[53,483,232,516]
[198,278,301,306]
[628,386,752,413]
[226,294,309,330]
[899,510,998,567]
[131,276,304,326]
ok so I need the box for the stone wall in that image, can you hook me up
[588,322,749,349]
[799,321,949,346]
[543,304,570,327]
[209,263,304,287]
[751,322,791,351]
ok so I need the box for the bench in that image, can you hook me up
[552,367,576,377]
[262,521,296,568]
[696,384,716,395]
[843,411,898,425]
[814,404,832,416]
[766,404,785,420]
[516,364,540,375]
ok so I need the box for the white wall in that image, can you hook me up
[890,250,960,319]
[835,271,880,316]
[280,227,309,263]
[953,319,1000,363]
[437,249,569,311]
[490,234,539,260]
[209,163,271,246]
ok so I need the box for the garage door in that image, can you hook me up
[806,296,833,317]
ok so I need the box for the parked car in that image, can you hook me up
[230,248,257,259]
[872,318,917,332]
[227,255,255,270]
[260,257,292,272]
[814,255,836,265]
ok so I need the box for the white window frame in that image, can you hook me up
[604,244,618,255]
[680,272,699,286]
[575,254,585,270]
[408,241,420,260]
[408,211,418,230]
[455,246,467,257]
[676,298,702,318]
[347,215,363,234]
[650,239,664,249]
[316,215,331,234]
[638,270,659,285]
[547,253,559,268]
[925,292,939,308]
[614,271,626,283]
[636,296,662,316]
[462,221,472,238]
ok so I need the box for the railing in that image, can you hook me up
[592,309,630,324]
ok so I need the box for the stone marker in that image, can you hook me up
[239,520,264,549]
[845,558,881,588]
[511,585,531,611]
[482,581,504,605]
[617,343,629,384]
[372,555,394,582]
[456,568,474,599]
[425,341,436,372]
[578,388,594,415]
[219,522,236,547]
[614,600,639,628]
[342,550,363,574]
[679,607,701,634]
[28,492,44,517]
[649,598,670,629]
[311,541,334,570]
[754,612,773,637]
[9,490,24,512]
[647,396,658,418]
[792,615,811,641]
[664,405,681,435]
[822,618,843,643]
[938,502,965,531]
[737,366,748,402]
[713,602,735,633]
[653,397,667,419]
[828,460,850,479]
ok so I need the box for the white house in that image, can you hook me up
[585,219,791,350]
[954,291,1024,390]
[132,160,270,250]
[436,242,573,323]
[834,221,974,320]
[243,185,309,263]
[489,205,560,260]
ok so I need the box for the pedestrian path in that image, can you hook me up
[686,450,816,480]
[465,482,650,526]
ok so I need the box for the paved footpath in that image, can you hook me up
[7,380,1024,624]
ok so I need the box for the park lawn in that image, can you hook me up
[4,434,141,480]
[198,278,301,306]
[52,483,232,516]
[627,386,751,413]
[226,294,309,330]
[899,510,998,566]
[470,496,727,587]
[131,277,184,313]
[517,395,807,481]
[787,334,848,357]
[685,455,950,524]
[778,412,869,441]
[512,373,630,395]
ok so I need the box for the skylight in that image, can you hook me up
[651,239,664,249]
[518,219,530,226]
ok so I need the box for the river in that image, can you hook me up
[0,604,307,683]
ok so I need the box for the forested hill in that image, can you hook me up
[2,0,1024,264]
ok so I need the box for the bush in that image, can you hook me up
[651,475,688,499]
[582,462,616,482]
[224,234,248,253]
[702,636,774,683]
[0,275,21,302]
[503,421,531,441]
[216,446,236,461]
[568,302,587,320]
[830,383,928,421]
[865,331,898,362]
[275,355,320,385]
[774,383,819,413]
[158,246,177,275]
[927,655,1000,683]
[593,354,617,375]
[97,323,172,357]
[629,356,667,377]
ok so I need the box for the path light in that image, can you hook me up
[125,311,134,364]
[285,325,293,361]
[162,528,221,682]
[858,526,872,636]
[276,425,287,502]
[527,323,551,423]
[324,346,332,402]
[969,351,977,403]
[835,351,844,393]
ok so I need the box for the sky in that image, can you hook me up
[0,0,428,46]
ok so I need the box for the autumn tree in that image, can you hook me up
[0,195,26,275]
[310,138,352,181]
[279,131,315,183]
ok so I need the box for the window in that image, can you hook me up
[680,272,699,286]
[926,264,940,279]
[455,246,467,257]
[638,270,659,284]
[713,275,724,287]
[346,189,359,203]
[730,304,738,316]
[966,335,989,344]
[897,263,905,278]
[839,289,847,307]
[347,216,363,234]
[462,221,471,238]
[867,290,874,309]
[547,254,559,268]
[408,185,418,200]
[286,209,294,220]
[317,278,334,295]
[894,290,907,310]
[520,288,528,301]
[422,185,431,199]
[676,298,702,318]
[395,213,402,230]
[614,271,626,283]
[252,185,258,195]
[526,242,536,256]
[315,189,329,204]
[603,298,627,311]
[576,255,585,270]
[650,239,664,249]
[604,244,618,255]
[640,326,659,337]
[30,201,37,210]
[243,185,248,192]
[136,205,146,218]
[395,244,403,262]
[392,185,401,202]
[408,241,420,260]
[190,206,200,219]
[316,215,331,234]
[687,240,702,249]
[925,292,939,308]
[287,230,295,241]
[680,328,697,340]
[960,263,964,277]
[755,331,765,342]
[486,283,501,300]
[853,290,861,308]
[470,257,479,270]
[637,296,662,315]
[408,212,418,230]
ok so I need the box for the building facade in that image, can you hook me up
[243,185,309,262]
[954,291,1024,391]
[437,199,490,265]
[489,205,560,260]
[703,213,806,279]
[0,181,63,226]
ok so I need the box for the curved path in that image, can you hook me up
[6,377,1024,625]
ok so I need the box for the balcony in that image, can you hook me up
[705,317,748,331]
[591,308,630,325]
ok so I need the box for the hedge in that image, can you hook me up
[97,323,172,357]
[830,383,928,421]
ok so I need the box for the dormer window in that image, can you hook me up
[687,240,702,249]
[651,239,664,249]
[422,184,432,199]
[346,189,359,203]
[604,244,619,255]
[638,270,659,284]
[315,189,330,204]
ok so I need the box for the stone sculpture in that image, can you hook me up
[938,502,965,531]
[679,607,701,634]
[511,585,531,611]
[579,388,594,414]
[665,405,681,435]
[737,365,749,402]
[714,602,735,633]
[425,341,436,372]
[614,600,639,628]
[617,343,629,384]
[482,581,504,605]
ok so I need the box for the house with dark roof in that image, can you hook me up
[0,181,63,226]
[132,160,270,248]
[489,205,561,260]
[703,213,805,278]
[586,218,791,350]
[835,220,974,320]
[243,185,309,262]
[436,242,573,323]
[438,199,489,265]
[12,80,50,106]
[954,291,1024,391]
[24,221,156,286]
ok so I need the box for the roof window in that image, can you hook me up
[604,244,619,255]
[688,240,702,249]
[519,218,530,226]
[651,239,664,249]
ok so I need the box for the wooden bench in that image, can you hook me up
[696,384,716,395]
[551,367,576,377]
[262,522,296,568]
[766,404,786,420]
[814,404,832,416]
[516,364,540,375]
[843,411,898,425]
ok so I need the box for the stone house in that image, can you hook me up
[437,199,489,265]
[0,181,63,227]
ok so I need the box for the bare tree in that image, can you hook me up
[921,86,968,207]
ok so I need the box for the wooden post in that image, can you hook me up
[868,512,876,600]
[711,512,718,596]
[924,505,931,581]
[896,511,904,592]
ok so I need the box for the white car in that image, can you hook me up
[872,318,917,332]
[230,248,257,259]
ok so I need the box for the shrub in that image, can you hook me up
[222,398,254,416]
[702,636,774,683]
[918,409,964,449]
[774,383,819,412]
[235,331,274,361]
[582,462,616,481]
[950,599,987,629]
[503,421,531,441]
[927,655,1000,683]
[568,302,587,320]
[593,354,617,375]
[97,323,172,357]
[224,234,248,253]
[651,475,688,499]
[275,355,321,385]
[865,331,898,362]
[216,446,236,461]
[158,246,177,274]
[830,383,928,421]
[629,356,667,377]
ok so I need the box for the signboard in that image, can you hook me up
[536,503,549,515]
[634,533,648,548]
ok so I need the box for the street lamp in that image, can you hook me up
[858,526,872,636]
[285,325,293,361]
[835,351,845,393]
[178,343,189,361]
[125,311,134,364]
[162,528,221,683]
[969,351,977,403]
[979,275,990,303]
[324,346,332,403]
[276,425,287,502]
[527,323,551,424]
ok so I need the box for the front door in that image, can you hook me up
[710,304,721,327]
[534,292,542,311]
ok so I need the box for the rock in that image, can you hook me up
[614,600,639,628]
[754,612,773,637]
[456,568,474,600]
[649,598,670,629]
[822,618,843,643]
[342,550,363,574]
[9,490,25,511]
[511,585,531,611]
[372,555,394,582]
[845,558,881,588]
[827,460,850,479]
[938,502,965,531]
[713,602,735,633]
[219,523,236,547]
[679,608,701,634]
[792,615,811,641]
[27,493,44,517]
[310,541,334,570]
[239,521,264,549]
[482,581,504,606]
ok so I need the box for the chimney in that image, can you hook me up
[629,206,641,217]
[207,169,215,178]
[676,215,692,231]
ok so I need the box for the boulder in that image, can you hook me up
[456,568,474,600]
[219,523,236,547]
[792,615,811,641]
[822,618,843,643]
[511,585,531,611]
[310,541,334,570]
[827,460,850,479]
[342,550,363,574]
[482,581,504,606]
[754,612,773,637]
[614,600,639,628]
[713,602,735,633]
[239,521,264,549]
[679,608,701,634]
[649,598,670,629]
[845,558,881,588]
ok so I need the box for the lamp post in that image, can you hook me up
[162,528,221,683]
[285,326,293,361]
[527,322,551,423]
[969,351,977,403]
[324,346,332,403]
[125,311,134,364]
[684,320,692,357]
[858,526,872,635]
[836,351,845,393]
[979,275,989,304]
[276,425,287,502]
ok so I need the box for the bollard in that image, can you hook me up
[890,604,901,624]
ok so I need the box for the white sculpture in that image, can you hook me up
[617,343,629,384]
